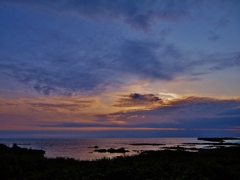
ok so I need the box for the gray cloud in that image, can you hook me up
[113,40,187,80]
[115,40,240,81]
[216,17,230,28]
[130,93,161,101]
[0,0,191,31]
[1,39,239,95]
[208,34,220,41]
[37,111,240,131]
[208,52,240,71]
[99,96,240,130]
[208,31,220,41]
[0,62,105,96]
[3,0,237,32]
[218,108,240,116]
[113,93,162,107]
[0,1,239,96]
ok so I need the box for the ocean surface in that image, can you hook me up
[0,138,239,161]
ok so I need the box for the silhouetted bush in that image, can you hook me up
[0,143,240,179]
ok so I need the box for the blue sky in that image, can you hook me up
[0,0,240,138]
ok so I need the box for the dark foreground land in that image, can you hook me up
[1,144,240,180]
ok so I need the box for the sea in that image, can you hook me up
[0,138,239,161]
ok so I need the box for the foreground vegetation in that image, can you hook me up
[1,143,240,180]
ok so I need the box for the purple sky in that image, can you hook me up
[0,0,240,138]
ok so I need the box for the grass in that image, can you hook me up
[0,143,240,179]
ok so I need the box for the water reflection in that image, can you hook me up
[0,138,239,161]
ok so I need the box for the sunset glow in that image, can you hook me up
[0,0,240,138]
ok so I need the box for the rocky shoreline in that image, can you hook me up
[1,143,240,179]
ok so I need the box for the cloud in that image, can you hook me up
[113,40,187,80]
[208,34,220,41]
[35,96,240,133]
[3,0,237,32]
[218,108,240,116]
[113,93,162,107]
[216,17,230,27]
[1,0,240,96]
[208,52,240,71]
[125,13,152,31]
[29,102,93,112]
[0,96,95,114]
[0,0,191,31]
[0,44,115,96]
[130,93,161,101]
[179,116,240,129]
[160,29,172,38]
[115,39,240,81]
[208,31,220,41]
[98,96,240,130]
[1,37,239,96]
[36,121,182,133]
[1,95,239,137]
[38,122,123,128]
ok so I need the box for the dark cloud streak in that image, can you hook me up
[29,101,93,111]
[100,96,240,131]
[114,93,162,107]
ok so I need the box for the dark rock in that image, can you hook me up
[94,147,129,153]
[130,143,165,146]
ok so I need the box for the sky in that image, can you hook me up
[0,0,240,138]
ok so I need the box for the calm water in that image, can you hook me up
[0,138,239,161]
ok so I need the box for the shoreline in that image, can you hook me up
[1,143,240,179]
[1,137,240,161]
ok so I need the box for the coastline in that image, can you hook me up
[1,143,240,179]
[1,137,240,161]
